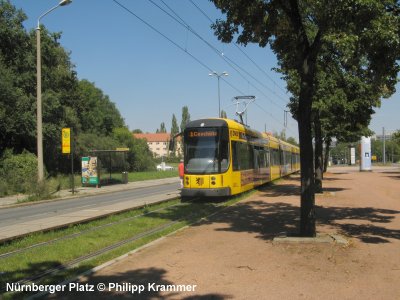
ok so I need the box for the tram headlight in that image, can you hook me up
[211,176,216,185]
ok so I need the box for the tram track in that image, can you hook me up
[8,220,180,293]
[0,202,183,260]
[1,195,237,297]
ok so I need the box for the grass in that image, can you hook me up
[55,169,178,189]
[0,192,254,299]
[127,169,177,181]
[2,169,178,203]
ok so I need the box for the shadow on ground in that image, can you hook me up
[3,263,230,299]
[48,267,230,300]
[383,173,400,180]
[193,175,400,244]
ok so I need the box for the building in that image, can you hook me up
[133,132,182,158]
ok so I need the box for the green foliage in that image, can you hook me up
[371,138,400,163]
[76,80,124,136]
[220,110,227,118]
[180,106,191,132]
[210,0,400,235]
[0,1,145,185]
[0,150,39,195]
[392,130,400,144]
[286,137,298,146]
[170,114,179,153]
[112,127,155,171]
[156,122,167,133]
[272,130,298,145]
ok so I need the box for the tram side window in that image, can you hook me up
[284,151,291,165]
[265,149,270,168]
[256,147,269,168]
[258,149,265,168]
[232,141,254,171]
[271,149,280,166]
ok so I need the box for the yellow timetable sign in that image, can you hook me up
[62,128,71,154]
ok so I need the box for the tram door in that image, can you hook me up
[254,146,270,182]
[253,148,260,182]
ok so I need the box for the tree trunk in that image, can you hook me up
[323,137,331,173]
[314,113,323,193]
[298,68,316,237]
[284,1,321,237]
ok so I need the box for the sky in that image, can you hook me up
[11,0,400,140]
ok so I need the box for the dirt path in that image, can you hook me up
[56,166,400,300]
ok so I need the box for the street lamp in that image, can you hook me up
[36,0,72,182]
[209,71,228,117]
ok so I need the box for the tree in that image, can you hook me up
[288,56,374,192]
[220,110,227,118]
[286,137,298,146]
[211,0,400,236]
[0,1,137,178]
[158,122,167,133]
[76,80,124,136]
[112,127,154,171]
[170,114,179,156]
[180,106,191,133]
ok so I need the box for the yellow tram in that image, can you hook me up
[181,118,300,197]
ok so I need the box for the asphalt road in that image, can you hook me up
[0,182,180,228]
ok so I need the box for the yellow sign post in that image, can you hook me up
[62,128,74,194]
[62,128,71,154]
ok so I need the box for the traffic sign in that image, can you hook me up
[62,128,71,154]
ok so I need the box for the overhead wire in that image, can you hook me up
[157,0,297,135]
[188,0,298,134]
[112,0,213,73]
[154,0,288,111]
[188,0,289,97]
[112,0,298,137]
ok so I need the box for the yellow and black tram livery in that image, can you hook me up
[181,118,300,197]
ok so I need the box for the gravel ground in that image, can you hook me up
[54,166,400,300]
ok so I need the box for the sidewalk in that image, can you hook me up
[57,165,400,299]
[0,177,180,207]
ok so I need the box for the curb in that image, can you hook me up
[0,177,179,209]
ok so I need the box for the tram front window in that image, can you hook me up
[184,128,229,174]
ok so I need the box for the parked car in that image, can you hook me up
[156,164,174,171]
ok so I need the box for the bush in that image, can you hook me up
[0,150,40,195]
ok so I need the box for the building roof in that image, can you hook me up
[133,133,170,142]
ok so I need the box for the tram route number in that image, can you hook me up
[230,130,246,140]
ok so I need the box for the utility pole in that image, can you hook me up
[383,127,386,164]
[209,71,229,117]
[36,0,72,182]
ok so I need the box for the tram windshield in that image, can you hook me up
[184,127,229,174]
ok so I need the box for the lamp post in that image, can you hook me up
[36,0,72,182]
[209,71,228,117]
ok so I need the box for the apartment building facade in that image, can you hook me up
[133,132,182,157]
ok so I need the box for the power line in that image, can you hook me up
[150,0,288,111]
[188,0,298,133]
[189,0,289,98]
[112,0,213,73]
[112,0,295,135]
[220,77,297,136]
